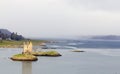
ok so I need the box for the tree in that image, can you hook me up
[10,32,24,41]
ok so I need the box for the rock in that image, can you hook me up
[71,50,85,52]
[32,51,62,57]
[10,54,38,61]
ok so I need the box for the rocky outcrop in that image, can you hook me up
[71,50,85,52]
[10,54,38,61]
[32,51,62,57]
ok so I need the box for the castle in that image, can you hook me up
[23,41,32,54]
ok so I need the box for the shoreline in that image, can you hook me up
[0,45,23,48]
[0,40,48,48]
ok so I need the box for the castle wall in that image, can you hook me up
[23,41,32,54]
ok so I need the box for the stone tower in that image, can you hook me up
[23,41,32,54]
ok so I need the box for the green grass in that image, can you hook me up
[13,54,36,58]
[71,50,85,52]
[32,50,61,56]
[11,53,38,61]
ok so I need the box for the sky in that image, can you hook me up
[0,0,120,38]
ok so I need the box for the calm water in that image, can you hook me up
[45,39,120,49]
[0,48,120,74]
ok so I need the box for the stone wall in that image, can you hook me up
[23,41,32,54]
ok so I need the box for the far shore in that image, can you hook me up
[0,40,48,48]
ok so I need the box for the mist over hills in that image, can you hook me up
[1,29,120,41]
[91,35,120,40]
[77,35,120,41]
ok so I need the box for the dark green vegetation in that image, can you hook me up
[11,54,38,61]
[32,50,62,56]
[0,29,24,41]
[0,40,47,48]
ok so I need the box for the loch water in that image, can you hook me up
[0,48,120,74]
[1,40,120,74]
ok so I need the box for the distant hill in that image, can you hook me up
[0,29,24,41]
[0,29,11,36]
[91,35,120,40]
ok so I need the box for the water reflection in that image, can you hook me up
[22,62,32,74]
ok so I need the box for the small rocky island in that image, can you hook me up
[11,41,38,61]
[11,41,62,61]
[71,49,85,52]
[32,51,62,56]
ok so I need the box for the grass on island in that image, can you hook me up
[32,50,62,56]
[11,54,38,61]
[0,40,47,48]
[71,50,85,52]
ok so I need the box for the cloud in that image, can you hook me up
[64,0,120,11]
[0,0,120,38]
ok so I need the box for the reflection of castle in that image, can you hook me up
[22,42,33,74]
[23,41,32,54]
[22,62,32,74]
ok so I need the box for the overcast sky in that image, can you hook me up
[0,0,120,38]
